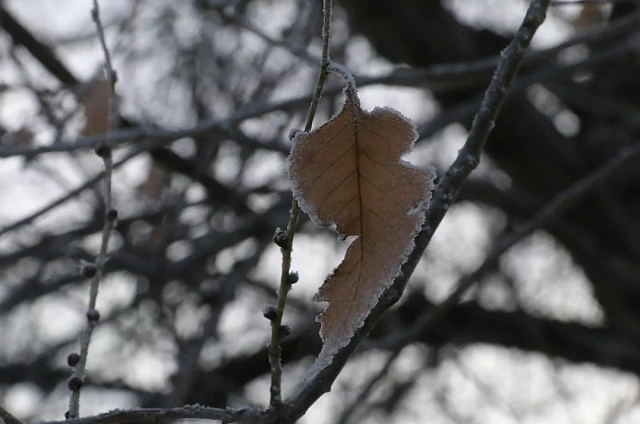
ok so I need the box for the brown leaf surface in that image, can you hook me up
[289,77,434,371]
[80,78,110,137]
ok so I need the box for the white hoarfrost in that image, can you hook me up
[289,65,436,380]
[327,61,357,93]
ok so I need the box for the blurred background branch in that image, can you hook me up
[1,0,640,423]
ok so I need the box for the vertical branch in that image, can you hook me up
[267,0,333,409]
[67,0,119,418]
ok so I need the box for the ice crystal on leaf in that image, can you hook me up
[289,63,435,375]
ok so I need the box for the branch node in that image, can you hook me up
[263,305,278,321]
[67,377,83,392]
[287,271,299,285]
[67,353,80,367]
[273,227,288,248]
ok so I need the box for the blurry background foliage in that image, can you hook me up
[1,0,640,423]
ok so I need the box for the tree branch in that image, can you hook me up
[0,405,23,424]
[40,405,264,424]
[0,5,79,85]
[268,0,334,410]
[68,2,119,417]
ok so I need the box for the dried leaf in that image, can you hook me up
[289,67,435,373]
[1,128,33,146]
[80,78,110,137]
[139,162,169,200]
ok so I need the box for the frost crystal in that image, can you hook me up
[328,61,356,94]
[289,62,436,380]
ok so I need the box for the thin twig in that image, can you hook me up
[267,0,333,410]
[406,0,551,273]
[0,405,23,424]
[428,144,640,318]
[420,27,640,139]
[216,9,318,66]
[277,1,551,423]
[0,120,288,159]
[551,0,638,4]
[0,146,143,238]
[68,1,119,418]
[334,349,400,424]
[2,10,638,160]
[338,143,640,423]
[39,405,264,424]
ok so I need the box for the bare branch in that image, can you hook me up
[68,1,119,417]
[0,405,23,424]
[268,0,334,410]
[2,12,638,160]
[39,405,264,424]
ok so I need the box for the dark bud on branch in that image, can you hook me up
[94,144,111,159]
[80,263,97,278]
[107,208,118,222]
[67,353,80,367]
[263,305,277,321]
[86,309,101,323]
[273,228,288,248]
[67,377,83,392]
[288,271,299,285]
[279,325,291,339]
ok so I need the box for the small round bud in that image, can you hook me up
[273,228,288,248]
[279,325,291,339]
[262,305,277,321]
[288,271,299,285]
[65,411,70,419]
[68,377,83,392]
[86,309,100,322]
[67,353,80,367]
[107,208,118,222]
[80,263,97,278]
[94,144,111,159]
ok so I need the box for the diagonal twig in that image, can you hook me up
[337,142,640,423]
[0,405,23,424]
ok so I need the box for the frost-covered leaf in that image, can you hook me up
[289,64,435,373]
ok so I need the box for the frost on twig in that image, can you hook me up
[67,0,119,418]
[267,0,335,410]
